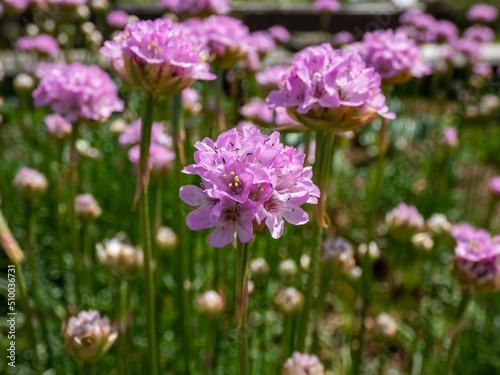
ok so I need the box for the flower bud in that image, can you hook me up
[45,114,72,140]
[278,259,298,278]
[426,213,451,236]
[347,265,362,282]
[412,232,434,252]
[12,168,48,201]
[250,257,270,277]
[13,73,34,92]
[385,203,424,241]
[300,254,310,270]
[96,236,143,277]
[62,310,118,363]
[76,139,100,160]
[155,226,178,252]
[275,287,303,315]
[490,176,500,198]
[109,119,127,137]
[357,241,380,261]
[90,0,109,12]
[283,352,325,375]
[75,194,102,223]
[320,236,355,272]
[182,88,202,117]
[372,312,398,341]
[197,290,225,318]
[247,280,255,295]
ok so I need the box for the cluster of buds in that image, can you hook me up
[62,310,118,363]
[372,312,398,341]
[279,259,298,279]
[320,236,355,273]
[13,168,48,201]
[283,352,325,375]
[155,226,178,252]
[275,287,304,315]
[96,234,144,277]
[197,290,225,318]
[426,213,452,237]
[385,203,424,242]
[250,257,270,278]
[45,114,72,140]
[75,194,102,224]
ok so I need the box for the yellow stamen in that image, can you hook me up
[259,188,264,192]
[223,174,227,179]
[235,182,239,187]
[230,171,235,176]
[234,176,239,182]
[228,183,233,187]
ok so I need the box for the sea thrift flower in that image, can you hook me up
[62,310,118,363]
[197,290,225,318]
[268,25,290,44]
[128,143,175,176]
[435,20,459,44]
[155,226,178,251]
[118,119,169,147]
[313,0,341,13]
[452,226,500,292]
[97,236,144,276]
[13,73,34,92]
[16,34,59,57]
[250,257,270,277]
[13,168,48,201]
[283,352,325,375]
[333,31,355,45]
[75,194,102,223]
[179,127,319,247]
[100,18,215,97]
[441,127,459,148]
[106,10,129,28]
[246,31,276,59]
[275,287,304,315]
[3,0,31,13]
[33,63,123,123]
[267,44,395,132]
[239,98,299,128]
[354,29,431,86]
[463,25,495,43]
[202,16,251,68]
[444,39,482,66]
[385,203,424,241]
[182,88,202,116]
[320,236,355,272]
[158,0,229,17]
[399,10,436,44]
[256,65,288,91]
[279,259,298,278]
[467,3,498,23]
[45,114,72,140]
[450,222,488,243]
[412,232,434,252]
[426,213,451,235]
[490,177,500,197]
[372,312,398,340]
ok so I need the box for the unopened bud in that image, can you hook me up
[412,232,434,252]
[13,168,48,201]
[372,312,398,341]
[275,287,303,315]
[250,257,270,277]
[75,194,102,223]
[358,241,380,261]
[426,213,451,236]
[155,226,177,251]
[109,119,127,137]
[197,290,225,318]
[283,352,325,375]
[279,259,298,278]
[96,236,143,277]
[13,73,34,92]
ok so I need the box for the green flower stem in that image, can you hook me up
[81,361,93,375]
[483,196,496,230]
[295,130,335,352]
[445,290,473,375]
[236,240,250,375]
[311,276,330,354]
[172,92,191,374]
[68,123,80,306]
[80,223,94,308]
[351,118,388,375]
[117,278,129,375]
[138,92,159,375]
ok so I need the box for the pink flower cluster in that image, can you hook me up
[16,34,59,57]
[266,44,394,132]
[354,28,431,85]
[283,352,325,375]
[467,3,498,23]
[451,223,500,292]
[158,0,229,17]
[313,0,341,13]
[100,18,215,97]
[180,127,319,247]
[119,119,175,176]
[256,65,288,90]
[33,63,123,123]
[385,203,424,240]
[239,98,299,129]
[106,10,130,28]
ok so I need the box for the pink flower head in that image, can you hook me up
[435,20,459,44]
[490,176,500,196]
[246,31,276,58]
[454,228,499,262]
[333,31,355,45]
[106,10,129,28]
[463,25,495,43]
[266,44,394,132]
[313,0,340,13]
[118,119,169,147]
[399,10,436,44]
[182,88,202,116]
[3,0,31,13]
[158,0,229,17]
[180,127,319,247]
[467,3,498,23]
[354,28,431,86]
[442,127,459,148]
[268,25,290,44]
[13,167,48,201]
[239,98,300,130]
[256,65,289,91]
[128,143,175,175]
[16,34,60,57]
[385,203,424,240]
[444,38,483,66]
[283,352,325,375]
[45,113,72,140]
[33,63,123,123]
[100,18,215,97]
[201,16,251,69]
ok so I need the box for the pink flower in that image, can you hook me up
[333,31,354,45]
[283,352,325,375]
[490,176,500,196]
[313,0,340,13]
[16,34,60,57]
[33,63,123,123]
[268,25,290,44]
[106,10,129,28]
[463,25,495,43]
[45,113,72,139]
[256,65,288,90]
[467,3,498,23]
[128,143,175,175]
[158,0,229,17]
[118,119,169,147]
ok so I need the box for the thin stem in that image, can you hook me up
[138,92,159,375]
[445,290,473,375]
[483,196,496,230]
[118,279,129,375]
[236,240,250,375]
[311,276,330,354]
[295,130,335,352]
[172,92,191,374]
[80,223,94,308]
[81,361,93,375]
[68,123,80,306]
